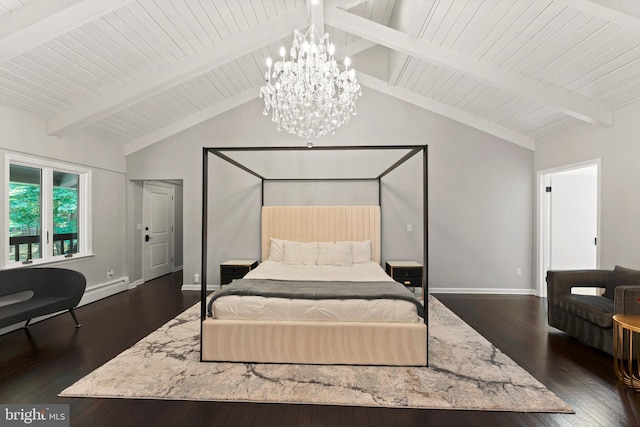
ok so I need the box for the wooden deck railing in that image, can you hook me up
[9,233,78,262]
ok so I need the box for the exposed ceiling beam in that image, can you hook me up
[357,72,535,150]
[123,86,260,156]
[387,0,430,87]
[555,0,640,30]
[48,3,308,137]
[389,0,431,86]
[0,0,133,63]
[325,0,368,10]
[325,6,612,127]
[125,35,376,155]
[339,38,377,58]
[125,71,536,156]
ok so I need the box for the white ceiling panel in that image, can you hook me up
[0,0,637,153]
[0,0,28,16]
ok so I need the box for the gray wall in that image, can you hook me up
[0,104,127,290]
[127,88,534,293]
[206,156,262,283]
[264,181,379,206]
[535,102,640,285]
[126,180,144,284]
[204,149,425,285]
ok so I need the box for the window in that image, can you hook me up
[6,154,91,267]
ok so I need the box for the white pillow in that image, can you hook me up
[268,238,286,262]
[317,242,353,266]
[339,240,371,263]
[283,241,318,265]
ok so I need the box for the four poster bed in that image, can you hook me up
[201,146,428,366]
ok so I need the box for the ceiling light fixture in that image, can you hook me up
[259,1,362,141]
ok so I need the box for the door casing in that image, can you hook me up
[142,181,174,281]
[536,160,601,297]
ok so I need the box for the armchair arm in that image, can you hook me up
[546,269,610,299]
[614,286,640,316]
[546,269,610,326]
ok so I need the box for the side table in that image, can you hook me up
[220,259,258,286]
[613,314,640,391]
[385,260,424,299]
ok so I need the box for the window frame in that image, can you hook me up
[5,153,92,268]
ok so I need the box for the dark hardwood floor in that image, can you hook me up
[1,273,639,426]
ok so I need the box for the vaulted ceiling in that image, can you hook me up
[1,0,639,154]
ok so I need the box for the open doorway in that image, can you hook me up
[537,161,600,297]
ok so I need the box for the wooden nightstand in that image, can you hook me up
[220,259,258,286]
[386,261,424,297]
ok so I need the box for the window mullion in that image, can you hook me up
[42,166,54,261]
[80,173,90,253]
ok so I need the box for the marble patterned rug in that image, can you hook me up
[60,297,572,412]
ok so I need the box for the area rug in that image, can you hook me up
[60,296,573,412]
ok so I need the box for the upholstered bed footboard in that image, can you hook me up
[202,319,427,366]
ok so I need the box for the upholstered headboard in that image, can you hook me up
[261,206,381,263]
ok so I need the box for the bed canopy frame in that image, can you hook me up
[201,145,428,364]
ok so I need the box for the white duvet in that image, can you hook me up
[244,260,397,282]
[209,261,421,323]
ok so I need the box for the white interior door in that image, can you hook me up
[540,164,598,296]
[549,170,597,270]
[143,182,174,281]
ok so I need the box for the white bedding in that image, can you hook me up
[244,260,396,282]
[209,261,421,323]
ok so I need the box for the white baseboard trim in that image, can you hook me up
[172,265,183,273]
[79,276,130,306]
[0,276,130,336]
[181,284,218,292]
[429,287,538,296]
[128,279,144,290]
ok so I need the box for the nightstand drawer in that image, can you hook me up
[394,275,422,287]
[220,264,252,277]
[391,267,422,279]
[385,261,424,289]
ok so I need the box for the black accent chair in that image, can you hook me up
[546,265,640,355]
[0,267,86,330]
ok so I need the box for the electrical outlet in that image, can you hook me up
[516,268,522,276]
[194,273,200,284]
[407,224,412,232]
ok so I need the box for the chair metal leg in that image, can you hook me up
[69,309,81,328]
[24,319,31,328]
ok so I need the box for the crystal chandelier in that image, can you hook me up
[259,24,362,141]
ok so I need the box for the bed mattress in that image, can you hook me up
[208,261,422,323]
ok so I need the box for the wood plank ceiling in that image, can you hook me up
[0,0,639,154]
